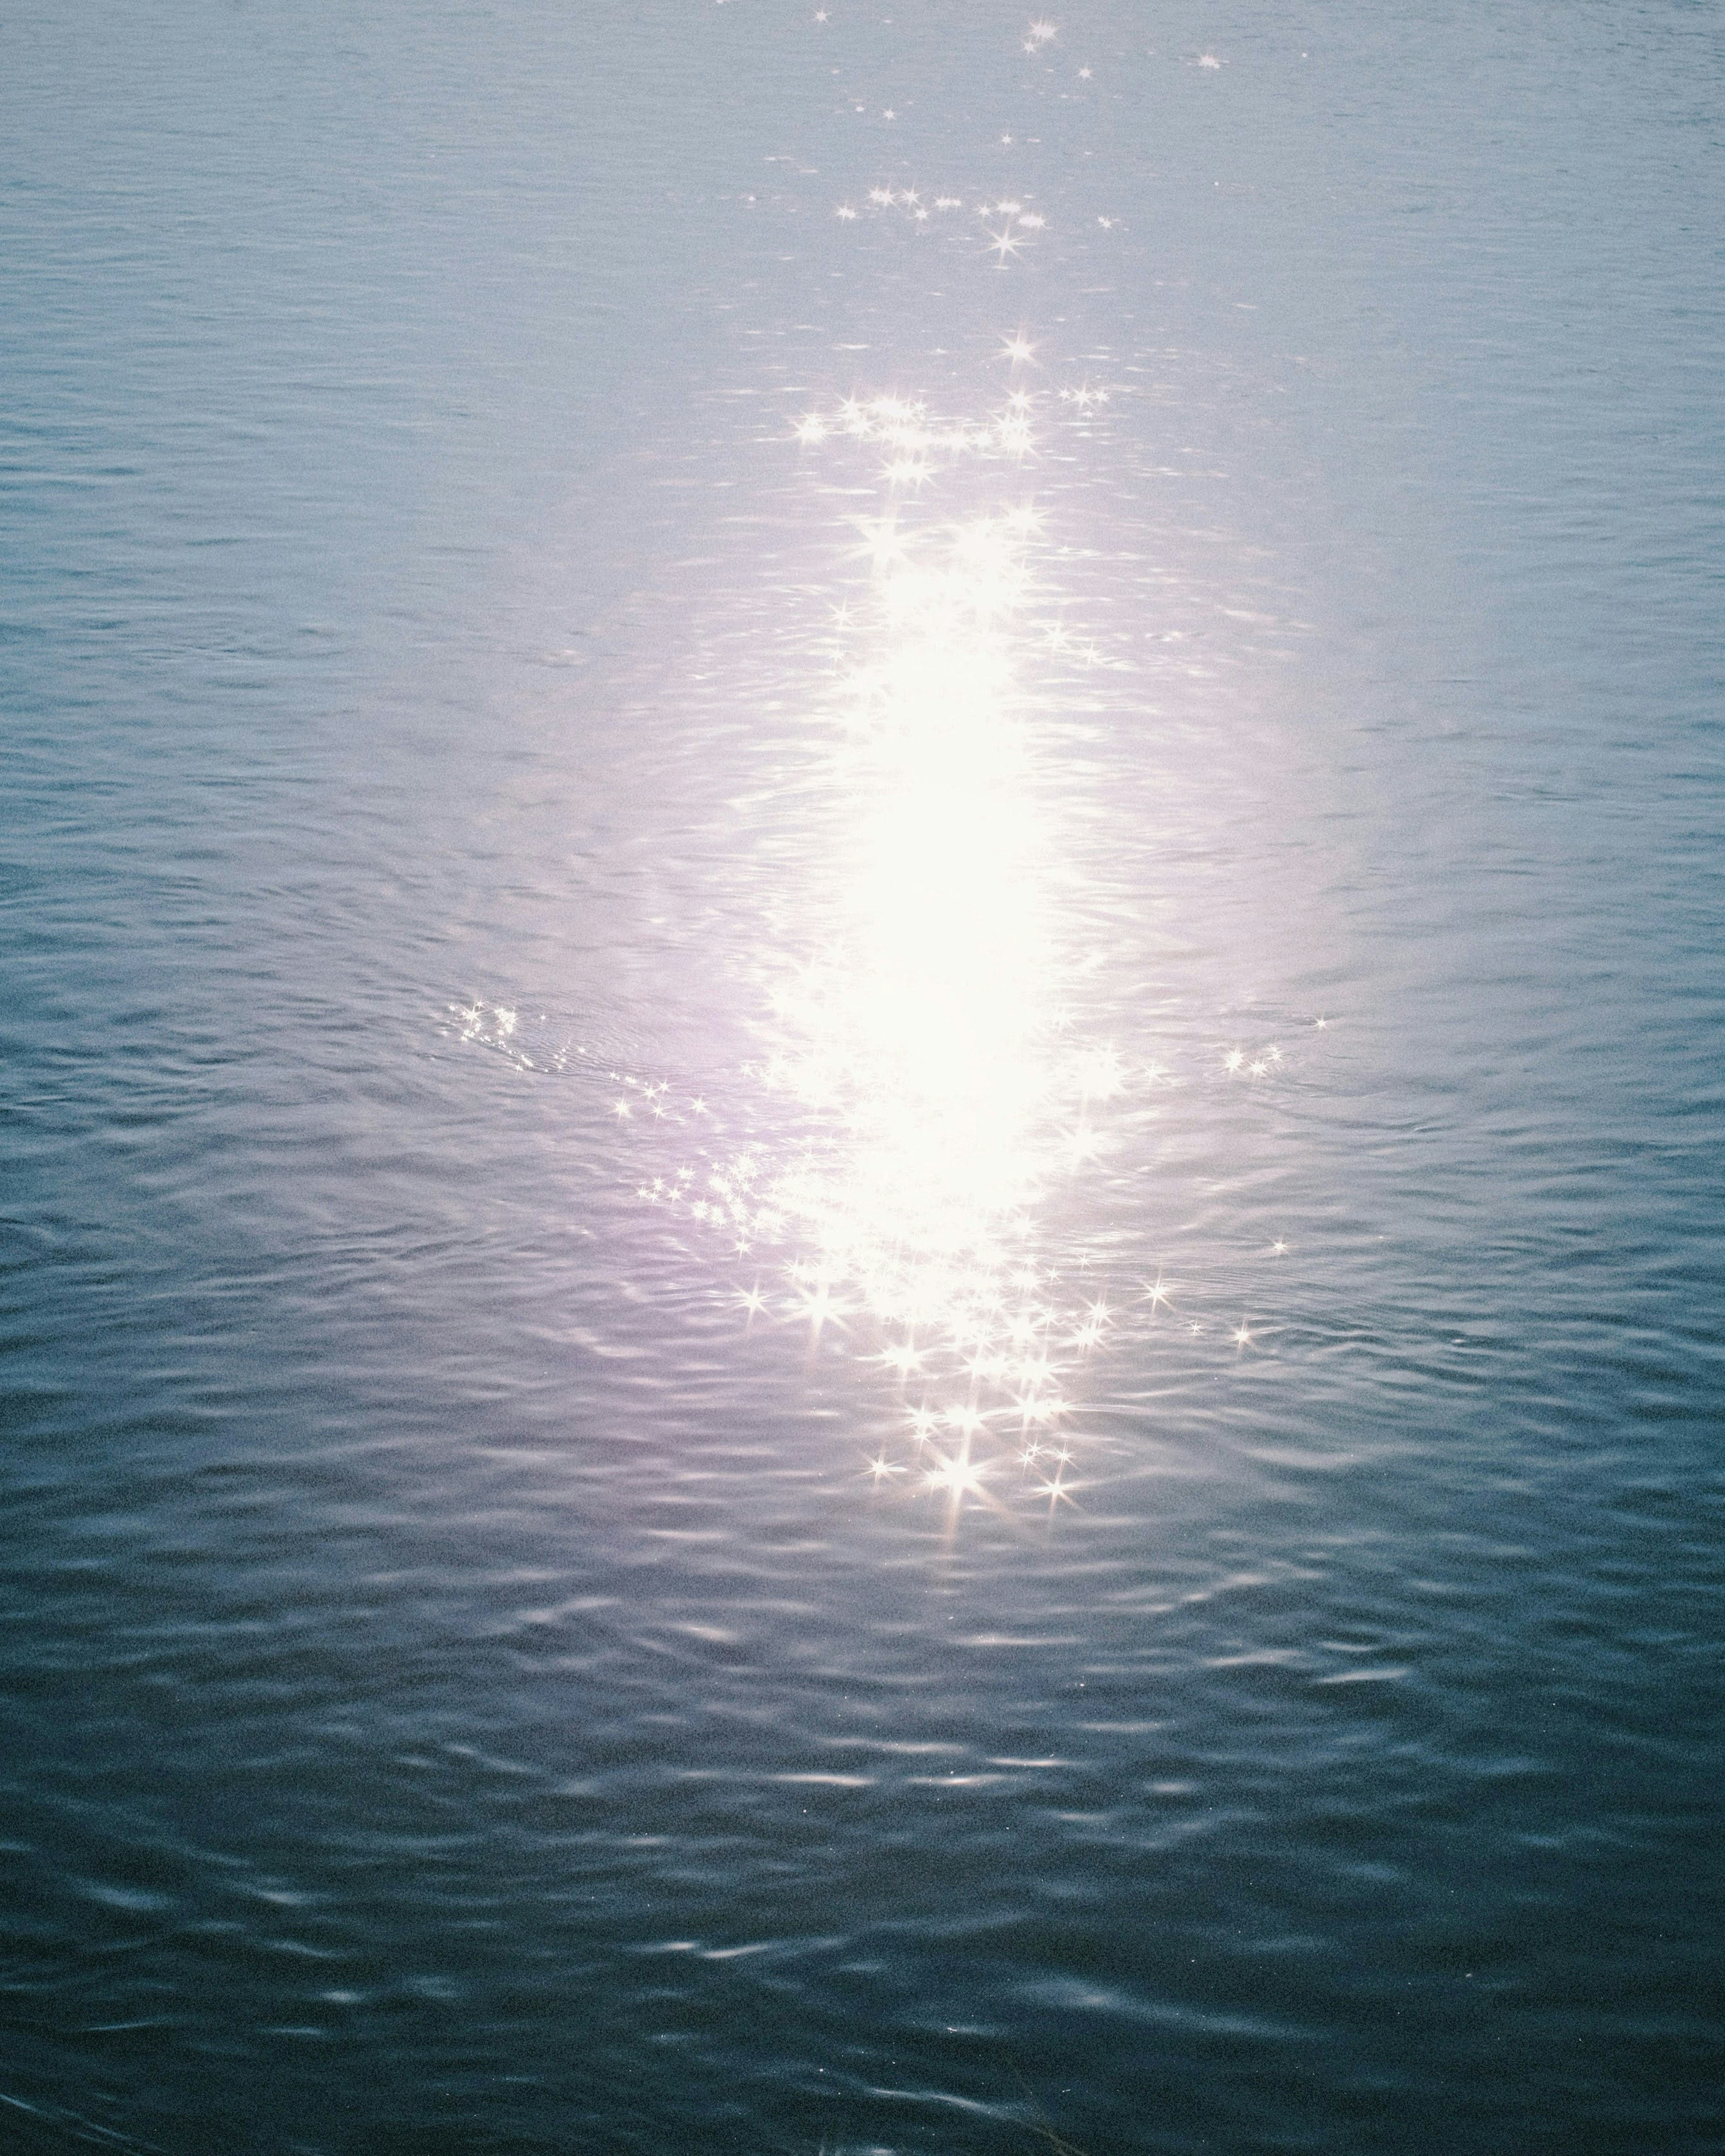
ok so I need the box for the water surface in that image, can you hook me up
[3,3,1722,2151]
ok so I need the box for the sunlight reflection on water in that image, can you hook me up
[456,373,1303,1521]
[7,0,1722,2149]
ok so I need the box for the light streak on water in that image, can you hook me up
[712,382,1116,1512]
[451,358,1310,1520]
[447,28,1321,1520]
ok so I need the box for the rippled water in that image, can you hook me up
[4,4,1722,2151]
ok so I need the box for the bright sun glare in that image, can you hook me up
[454,334,1296,1508]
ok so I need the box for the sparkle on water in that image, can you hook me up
[455,346,1302,1517]
[449,88,1311,1520]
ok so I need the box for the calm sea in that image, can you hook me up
[3,4,1721,2151]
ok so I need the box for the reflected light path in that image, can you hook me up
[454,371,1301,1518]
[683,377,1129,1513]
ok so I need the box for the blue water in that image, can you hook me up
[4,4,1722,2151]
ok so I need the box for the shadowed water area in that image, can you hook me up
[3,3,1722,2152]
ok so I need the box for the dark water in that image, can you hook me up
[4,4,1722,2151]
